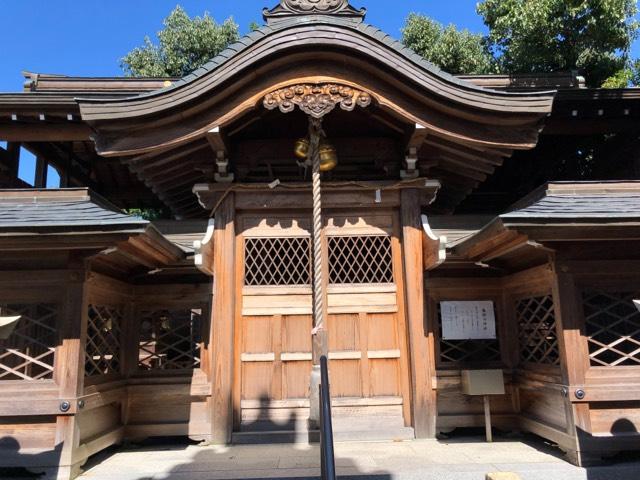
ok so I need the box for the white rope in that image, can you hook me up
[308,117,325,339]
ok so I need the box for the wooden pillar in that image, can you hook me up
[35,156,48,188]
[551,259,590,463]
[210,193,236,444]
[401,189,436,438]
[6,142,20,179]
[53,263,90,479]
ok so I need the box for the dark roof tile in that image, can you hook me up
[0,189,148,230]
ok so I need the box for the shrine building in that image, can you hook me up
[1,1,640,478]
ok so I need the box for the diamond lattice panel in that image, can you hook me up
[244,237,311,286]
[138,309,202,371]
[328,235,394,285]
[85,305,123,377]
[516,295,559,366]
[583,290,640,367]
[437,304,501,365]
[0,304,57,381]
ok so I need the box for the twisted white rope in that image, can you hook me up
[308,117,325,339]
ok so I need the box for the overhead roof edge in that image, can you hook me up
[76,15,556,120]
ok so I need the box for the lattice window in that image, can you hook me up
[328,235,394,285]
[138,309,202,371]
[0,304,57,381]
[437,304,501,365]
[85,305,123,377]
[516,295,560,366]
[244,237,311,286]
[583,290,640,367]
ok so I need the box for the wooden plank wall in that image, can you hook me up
[551,258,640,465]
[0,259,92,479]
[0,253,213,478]
[426,265,571,443]
[426,276,518,433]
[428,256,640,466]
[125,282,211,442]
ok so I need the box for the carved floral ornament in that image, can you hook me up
[263,0,366,22]
[282,0,349,12]
[263,84,372,118]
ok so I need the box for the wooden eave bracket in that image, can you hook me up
[421,214,447,271]
[207,127,234,183]
[401,124,427,180]
[193,219,215,276]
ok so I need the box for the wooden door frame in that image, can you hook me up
[231,205,417,432]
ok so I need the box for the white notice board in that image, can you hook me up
[440,301,496,340]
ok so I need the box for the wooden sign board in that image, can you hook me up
[440,301,496,340]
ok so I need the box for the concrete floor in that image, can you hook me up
[73,435,640,480]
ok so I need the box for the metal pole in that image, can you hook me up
[320,355,336,480]
[308,116,328,427]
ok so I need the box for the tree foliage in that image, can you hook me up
[402,14,496,75]
[121,6,239,77]
[477,0,639,87]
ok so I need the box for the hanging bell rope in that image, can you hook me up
[308,117,326,345]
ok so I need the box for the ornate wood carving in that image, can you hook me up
[263,84,372,118]
[264,0,366,22]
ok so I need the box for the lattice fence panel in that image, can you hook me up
[583,290,640,367]
[437,304,501,365]
[244,237,311,286]
[85,305,123,377]
[0,304,57,381]
[516,295,560,366]
[328,235,394,284]
[138,309,202,371]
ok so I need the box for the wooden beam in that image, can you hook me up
[401,189,436,438]
[126,141,209,169]
[425,138,506,166]
[551,262,589,461]
[210,193,236,444]
[54,261,90,472]
[0,124,92,142]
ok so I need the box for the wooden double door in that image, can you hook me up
[233,209,412,425]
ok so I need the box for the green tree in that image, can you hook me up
[121,6,239,77]
[402,14,496,75]
[477,0,639,87]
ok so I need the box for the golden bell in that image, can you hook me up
[319,142,338,172]
[294,137,310,160]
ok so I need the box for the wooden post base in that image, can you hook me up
[484,395,493,443]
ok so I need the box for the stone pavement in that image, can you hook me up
[74,436,639,480]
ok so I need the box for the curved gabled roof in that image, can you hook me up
[78,15,555,156]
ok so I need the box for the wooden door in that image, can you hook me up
[234,210,411,425]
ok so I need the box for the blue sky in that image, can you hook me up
[1,0,639,186]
